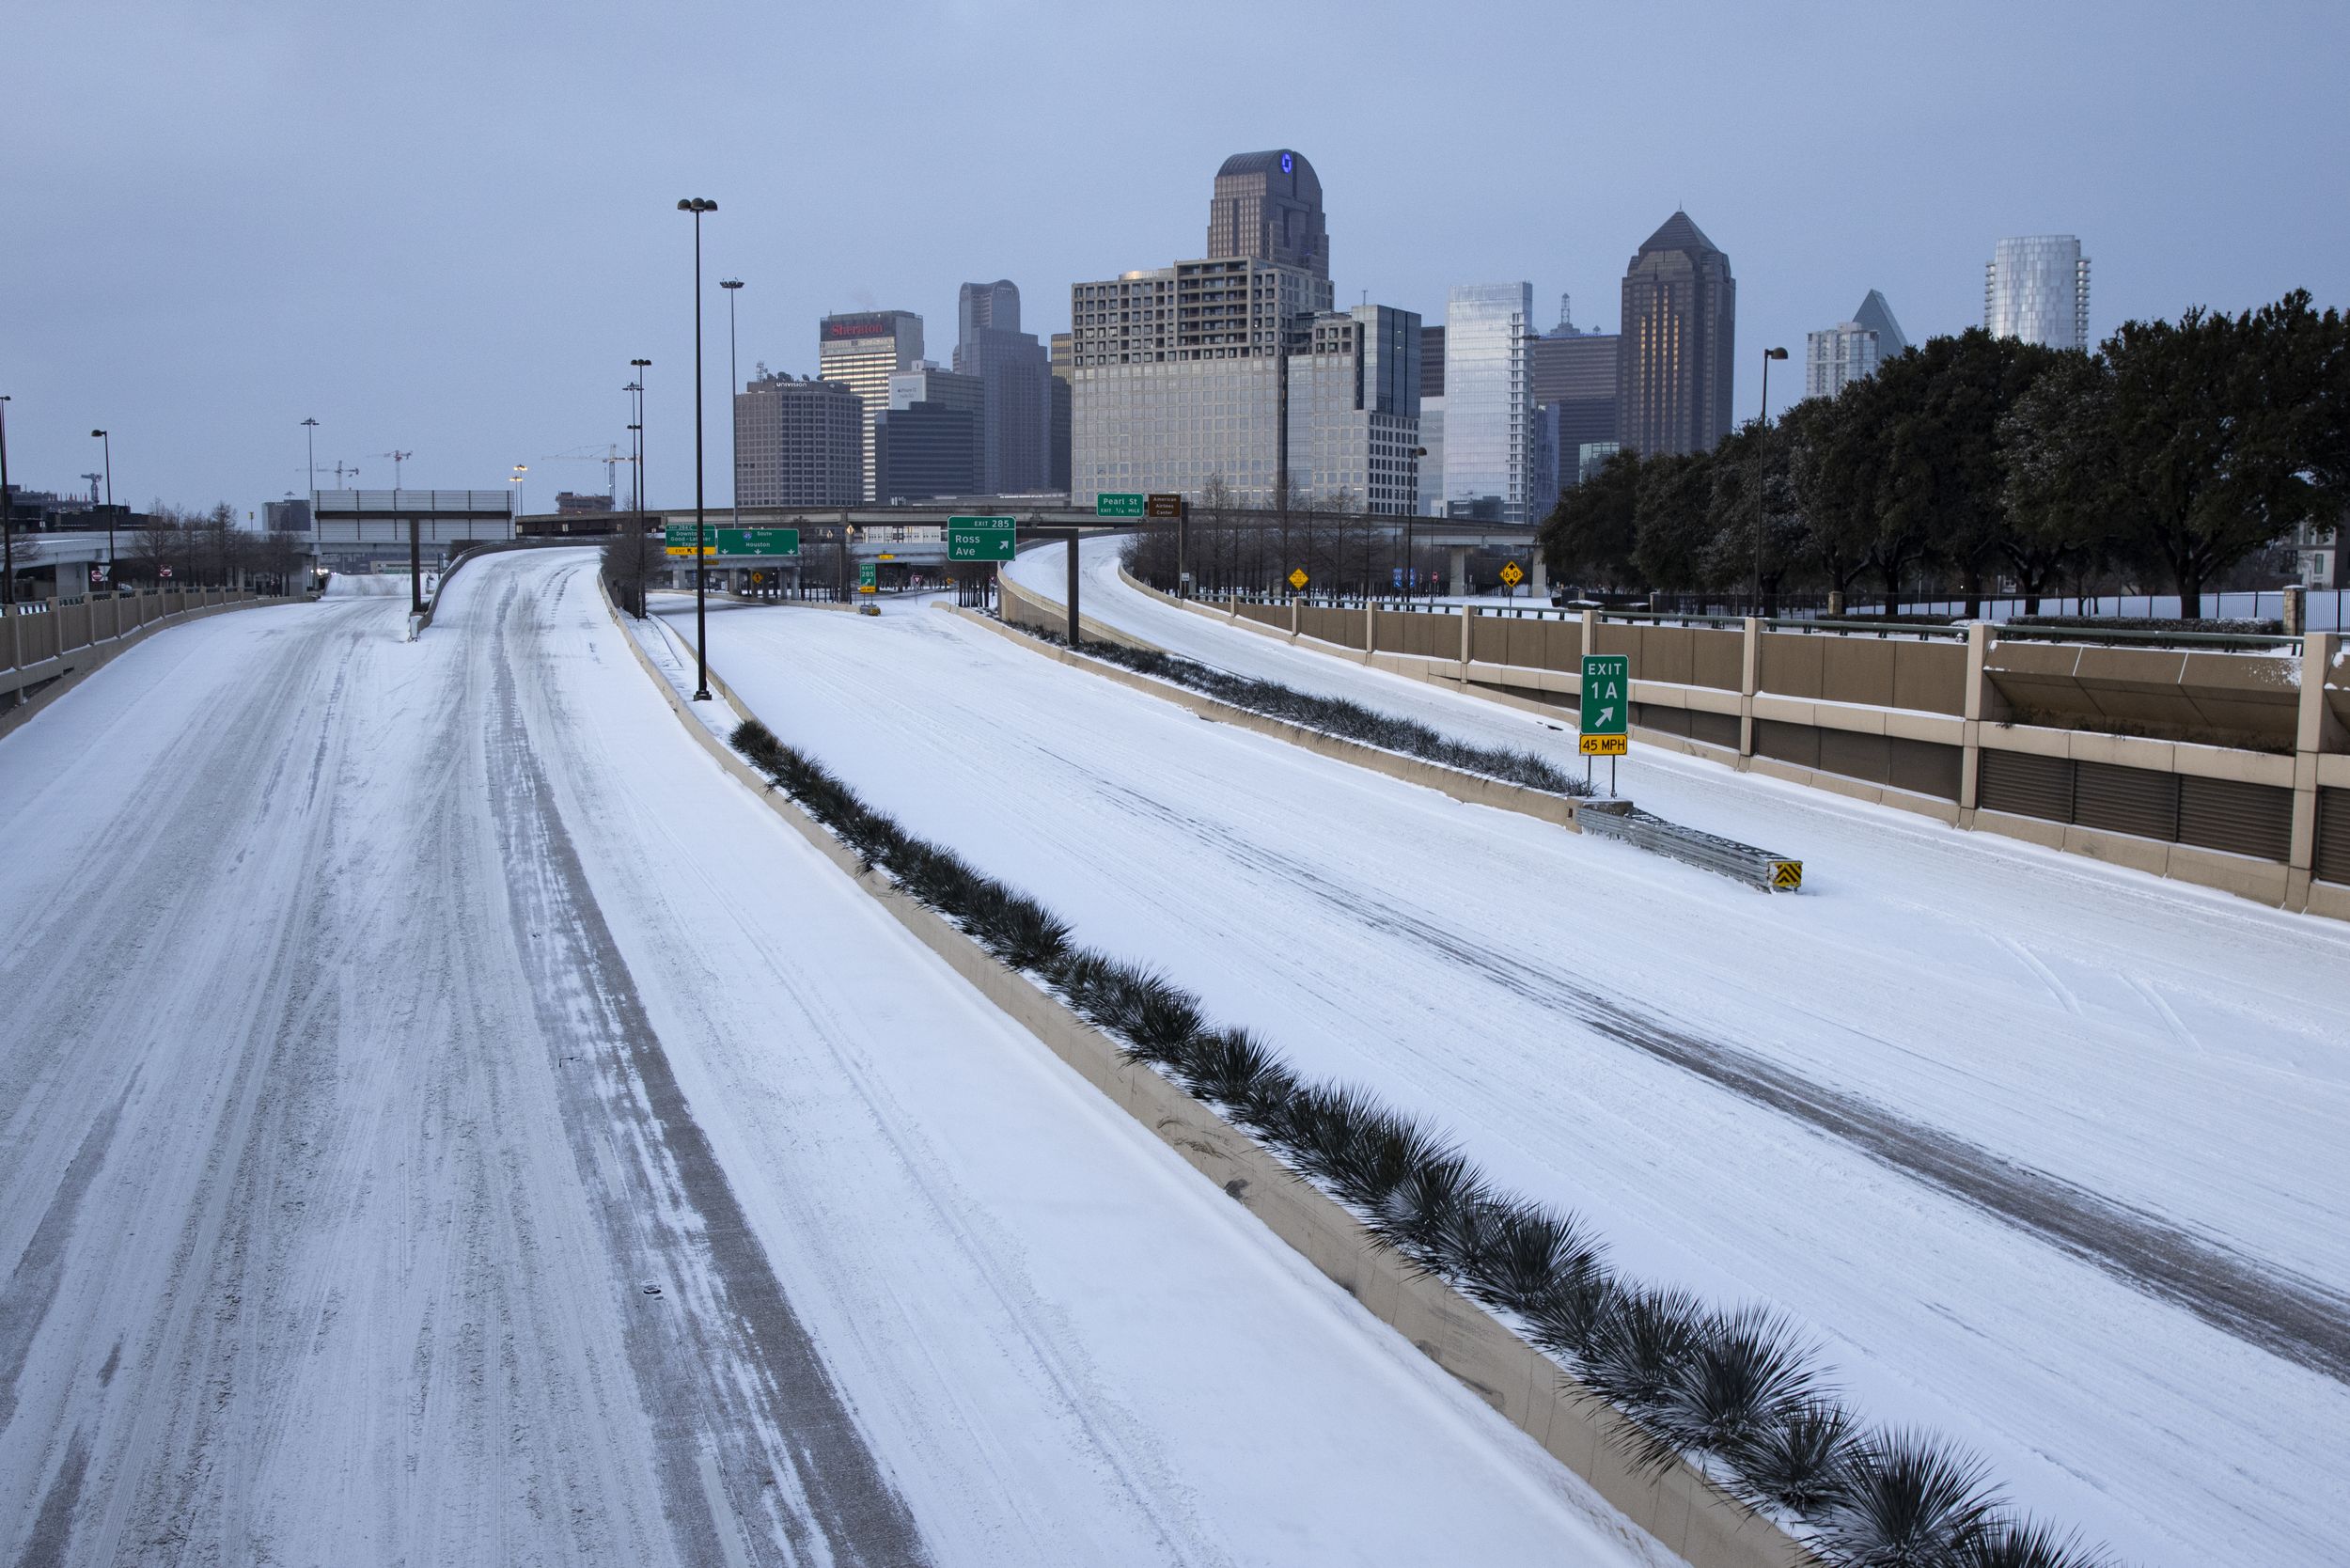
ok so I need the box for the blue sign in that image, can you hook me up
[1280,151,1293,173]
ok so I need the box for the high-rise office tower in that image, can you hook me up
[1048,333,1073,493]
[817,309,924,500]
[1531,298,1619,491]
[1440,282,1539,522]
[734,372,865,507]
[1985,236,2091,350]
[1617,212,1736,457]
[1070,150,1419,512]
[1206,149,1330,279]
[1805,290,1910,400]
[952,279,1051,494]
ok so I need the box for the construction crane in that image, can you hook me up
[81,472,103,505]
[378,450,414,489]
[539,443,634,505]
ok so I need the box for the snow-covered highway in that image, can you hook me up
[666,543,2350,1567]
[0,551,1668,1567]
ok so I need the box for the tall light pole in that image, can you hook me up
[678,197,717,701]
[720,276,743,595]
[630,359,650,616]
[1752,346,1788,615]
[1,395,14,605]
[301,417,319,508]
[90,429,114,594]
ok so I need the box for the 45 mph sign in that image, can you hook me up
[1579,654,1630,756]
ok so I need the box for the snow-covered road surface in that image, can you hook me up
[0,550,1669,1566]
[666,544,2350,1566]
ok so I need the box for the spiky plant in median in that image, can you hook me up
[724,715,2125,1568]
[1816,1431,2005,1568]
[1457,1201,1608,1317]
[1955,1518,2115,1568]
[1638,1306,1822,1473]
[1726,1397,1862,1516]
[1577,1287,1714,1423]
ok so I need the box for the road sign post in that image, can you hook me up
[1288,566,1308,593]
[857,558,877,594]
[1500,560,1524,599]
[1147,494,1186,594]
[1579,651,1630,794]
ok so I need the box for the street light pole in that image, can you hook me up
[1,395,14,605]
[301,417,319,508]
[90,429,114,596]
[678,197,717,701]
[721,278,743,597]
[1753,346,1788,615]
[630,358,651,618]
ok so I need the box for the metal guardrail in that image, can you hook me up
[1578,803,1804,893]
[1986,622,2301,651]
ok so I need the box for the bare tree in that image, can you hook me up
[601,519,663,618]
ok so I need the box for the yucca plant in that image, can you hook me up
[1816,1431,2004,1567]
[1955,1518,2113,1568]
[1577,1288,1713,1421]
[1726,1397,1861,1516]
[1640,1306,1821,1472]
[1457,1202,1607,1317]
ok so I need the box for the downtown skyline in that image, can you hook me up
[5,0,2343,510]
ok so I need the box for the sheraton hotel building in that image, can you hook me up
[1069,150,1424,516]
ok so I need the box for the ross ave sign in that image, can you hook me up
[947,515,1017,562]
[1579,653,1630,756]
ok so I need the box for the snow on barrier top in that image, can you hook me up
[1581,803,1805,893]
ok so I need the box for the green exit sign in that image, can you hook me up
[1095,493,1145,518]
[665,522,800,557]
[947,515,1016,562]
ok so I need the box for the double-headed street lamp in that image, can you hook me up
[678,197,717,701]
[1752,346,1789,614]
[90,429,114,593]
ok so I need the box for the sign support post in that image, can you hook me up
[1578,651,1631,797]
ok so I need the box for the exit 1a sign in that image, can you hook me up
[1579,653,1630,755]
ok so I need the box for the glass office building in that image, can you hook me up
[953,280,1052,494]
[818,310,924,501]
[1985,236,2091,351]
[1440,282,1537,523]
[1617,212,1736,458]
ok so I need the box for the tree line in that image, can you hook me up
[1540,291,2349,618]
[112,503,309,592]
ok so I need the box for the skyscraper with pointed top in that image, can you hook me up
[1616,212,1736,457]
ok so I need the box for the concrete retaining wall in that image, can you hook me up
[948,604,1602,834]
[0,592,288,743]
[1124,571,2350,922]
[603,574,1817,1568]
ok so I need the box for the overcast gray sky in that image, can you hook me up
[8,0,2344,513]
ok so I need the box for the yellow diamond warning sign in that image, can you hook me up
[1288,568,1308,589]
[1499,560,1524,587]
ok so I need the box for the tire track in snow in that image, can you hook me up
[486,570,932,1568]
[1089,773,2350,1386]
